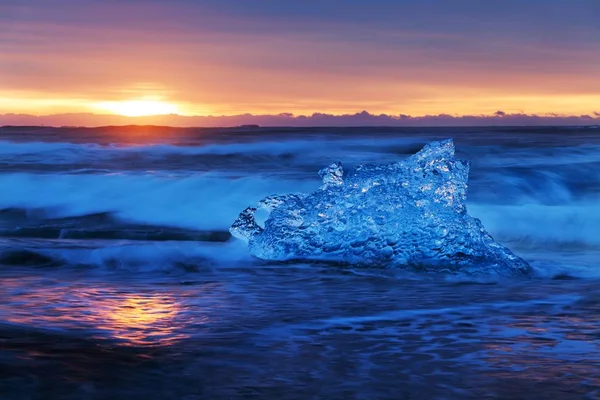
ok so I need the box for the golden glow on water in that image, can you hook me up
[92,292,191,345]
[0,277,206,346]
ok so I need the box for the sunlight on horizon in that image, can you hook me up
[93,100,180,117]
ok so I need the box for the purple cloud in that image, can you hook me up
[1,111,598,128]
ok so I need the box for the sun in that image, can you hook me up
[94,100,179,117]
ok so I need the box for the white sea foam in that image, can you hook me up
[1,133,599,278]
[0,169,598,250]
[0,172,318,231]
[469,203,600,249]
[0,137,419,165]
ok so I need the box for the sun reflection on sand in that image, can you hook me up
[0,276,216,346]
[92,292,194,346]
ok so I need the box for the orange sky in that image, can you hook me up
[1,1,599,118]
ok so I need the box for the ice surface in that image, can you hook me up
[230,139,532,276]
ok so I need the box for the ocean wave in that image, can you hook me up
[0,173,319,231]
[466,144,600,168]
[0,137,422,165]
[470,203,600,250]
[1,237,598,278]
[0,171,598,252]
[0,239,254,272]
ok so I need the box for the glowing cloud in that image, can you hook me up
[93,100,179,117]
[1,0,598,118]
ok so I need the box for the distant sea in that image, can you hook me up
[1,125,599,399]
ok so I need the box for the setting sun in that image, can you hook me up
[94,100,179,117]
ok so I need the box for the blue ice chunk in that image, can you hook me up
[230,139,531,276]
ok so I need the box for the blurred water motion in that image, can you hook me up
[0,275,213,346]
[1,127,600,398]
[478,314,600,392]
[0,267,599,399]
[93,292,191,345]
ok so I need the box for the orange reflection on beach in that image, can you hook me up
[93,292,192,346]
[0,277,201,346]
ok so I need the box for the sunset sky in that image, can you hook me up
[1,0,599,119]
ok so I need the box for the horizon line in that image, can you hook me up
[2,124,599,131]
[1,110,598,129]
[2,110,600,119]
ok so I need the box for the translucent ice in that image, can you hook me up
[230,139,531,276]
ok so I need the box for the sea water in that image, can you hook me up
[0,126,598,399]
